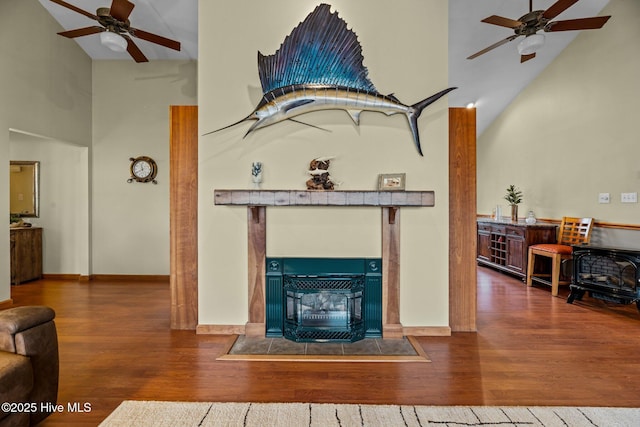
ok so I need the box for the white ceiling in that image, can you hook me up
[38,0,610,136]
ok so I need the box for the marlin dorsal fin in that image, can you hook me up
[257,4,377,94]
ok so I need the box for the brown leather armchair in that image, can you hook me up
[0,306,59,426]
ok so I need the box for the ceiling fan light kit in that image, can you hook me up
[100,31,127,52]
[517,34,545,56]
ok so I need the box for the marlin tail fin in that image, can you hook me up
[407,87,457,156]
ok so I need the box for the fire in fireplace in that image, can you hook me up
[266,258,382,342]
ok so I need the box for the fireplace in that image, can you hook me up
[213,190,438,339]
[266,258,382,342]
[568,245,640,309]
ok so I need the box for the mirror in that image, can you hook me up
[10,161,40,218]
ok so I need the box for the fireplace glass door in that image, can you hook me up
[284,276,365,342]
[568,245,640,308]
[287,289,362,328]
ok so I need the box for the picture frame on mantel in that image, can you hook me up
[378,173,406,191]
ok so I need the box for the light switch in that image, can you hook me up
[598,193,610,204]
[621,192,638,203]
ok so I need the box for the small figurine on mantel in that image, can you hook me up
[306,156,336,191]
[251,162,263,189]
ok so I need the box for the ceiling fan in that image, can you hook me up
[50,0,181,63]
[467,0,611,63]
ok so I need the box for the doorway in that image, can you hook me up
[9,129,90,280]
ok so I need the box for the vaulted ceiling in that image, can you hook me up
[37,0,610,135]
[449,0,609,135]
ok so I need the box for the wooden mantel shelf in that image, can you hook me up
[214,189,435,207]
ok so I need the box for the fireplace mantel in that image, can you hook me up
[213,189,437,339]
[214,189,435,207]
[215,190,434,225]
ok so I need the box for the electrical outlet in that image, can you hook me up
[598,193,610,204]
[621,192,638,203]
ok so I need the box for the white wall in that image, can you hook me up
[198,0,450,328]
[1,2,197,295]
[0,0,91,301]
[10,132,89,276]
[91,60,197,275]
[477,0,640,246]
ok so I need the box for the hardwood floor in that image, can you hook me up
[9,266,640,426]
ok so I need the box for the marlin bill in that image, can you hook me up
[206,4,456,157]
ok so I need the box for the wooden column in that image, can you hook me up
[169,105,198,330]
[246,206,266,337]
[382,207,403,338]
[449,107,477,331]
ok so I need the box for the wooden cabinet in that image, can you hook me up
[477,220,556,280]
[477,223,491,262]
[10,227,43,285]
[506,226,526,273]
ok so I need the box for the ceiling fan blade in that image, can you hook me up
[481,15,523,29]
[546,16,611,32]
[129,28,181,51]
[49,0,98,21]
[58,26,105,38]
[109,0,135,22]
[123,36,148,63]
[542,0,579,20]
[521,53,536,63]
[467,35,519,60]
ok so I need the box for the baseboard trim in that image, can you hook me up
[403,326,452,336]
[42,274,82,281]
[89,275,170,282]
[41,274,169,282]
[196,324,246,335]
[0,299,14,309]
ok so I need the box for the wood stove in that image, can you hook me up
[568,244,640,310]
[266,258,382,342]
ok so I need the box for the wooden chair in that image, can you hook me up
[526,217,593,296]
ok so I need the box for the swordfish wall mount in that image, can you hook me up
[205,3,456,157]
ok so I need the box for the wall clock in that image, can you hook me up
[128,156,158,184]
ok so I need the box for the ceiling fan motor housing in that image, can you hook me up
[515,10,549,36]
[96,7,111,17]
[97,7,130,30]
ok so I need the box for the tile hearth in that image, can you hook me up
[217,336,431,362]
[229,336,418,356]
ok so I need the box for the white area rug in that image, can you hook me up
[99,401,640,426]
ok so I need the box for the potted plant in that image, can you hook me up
[504,185,523,221]
[9,214,23,228]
